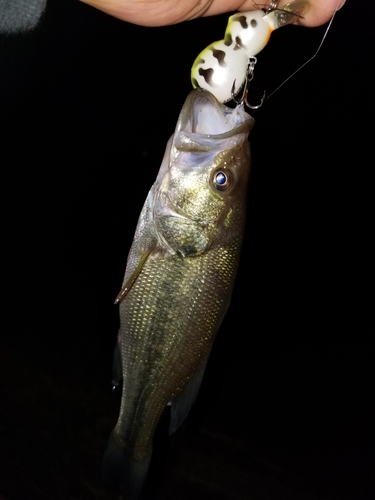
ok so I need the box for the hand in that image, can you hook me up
[79,0,345,28]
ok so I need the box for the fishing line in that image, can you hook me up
[264,1,340,102]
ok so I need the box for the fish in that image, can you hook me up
[102,87,254,499]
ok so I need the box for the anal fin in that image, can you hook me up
[169,358,208,435]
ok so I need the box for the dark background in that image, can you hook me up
[1,0,374,499]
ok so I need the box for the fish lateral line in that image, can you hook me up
[114,249,152,304]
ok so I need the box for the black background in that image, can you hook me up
[1,0,374,499]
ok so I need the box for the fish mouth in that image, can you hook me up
[174,88,254,153]
[265,0,310,30]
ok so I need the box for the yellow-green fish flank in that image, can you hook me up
[103,88,254,499]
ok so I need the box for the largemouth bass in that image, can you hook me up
[103,87,254,499]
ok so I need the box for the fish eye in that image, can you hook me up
[212,169,232,191]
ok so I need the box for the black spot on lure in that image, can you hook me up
[191,0,310,103]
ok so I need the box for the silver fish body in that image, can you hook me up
[103,88,254,499]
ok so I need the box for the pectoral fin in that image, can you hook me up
[156,216,217,257]
[169,358,208,435]
[114,250,152,304]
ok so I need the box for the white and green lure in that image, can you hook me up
[191,0,310,104]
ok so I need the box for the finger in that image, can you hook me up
[78,0,211,26]
[236,0,346,27]
[79,0,346,28]
[288,0,345,27]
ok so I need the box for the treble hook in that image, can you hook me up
[231,56,266,110]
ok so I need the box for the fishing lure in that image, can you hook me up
[191,0,310,104]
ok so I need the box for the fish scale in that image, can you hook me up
[118,242,240,422]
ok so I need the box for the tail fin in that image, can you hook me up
[102,431,152,500]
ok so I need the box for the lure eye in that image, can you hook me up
[212,169,232,191]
